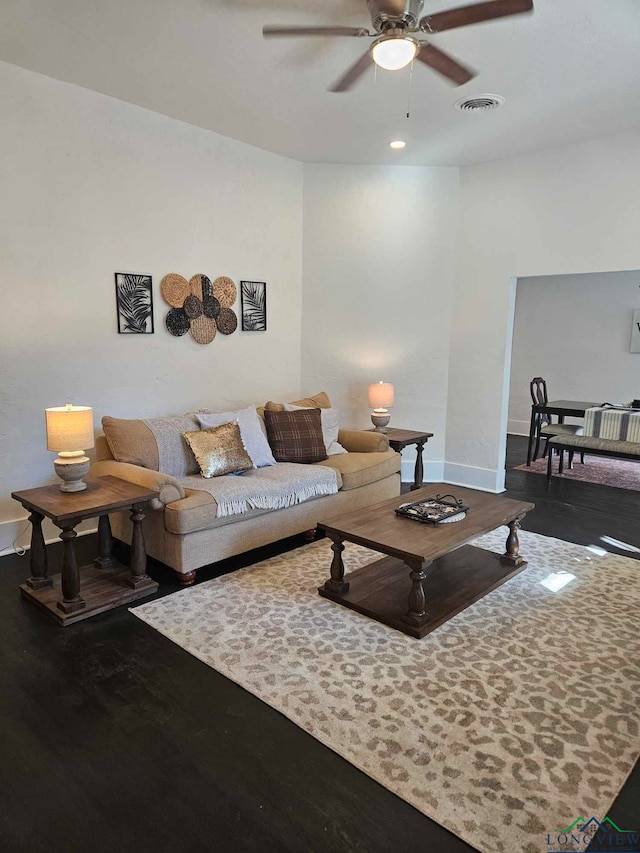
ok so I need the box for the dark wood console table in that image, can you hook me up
[12,476,158,626]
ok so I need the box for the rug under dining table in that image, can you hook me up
[514,454,640,491]
[131,528,640,853]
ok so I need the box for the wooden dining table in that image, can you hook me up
[526,399,600,466]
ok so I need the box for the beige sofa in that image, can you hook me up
[89,392,401,584]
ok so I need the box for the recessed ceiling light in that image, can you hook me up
[390,140,406,150]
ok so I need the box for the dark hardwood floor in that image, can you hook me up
[0,435,637,852]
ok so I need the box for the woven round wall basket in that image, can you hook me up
[213,276,237,308]
[203,295,220,319]
[165,307,191,337]
[201,275,214,300]
[190,314,217,345]
[216,307,238,335]
[161,274,190,308]
[183,294,203,319]
[189,274,213,302]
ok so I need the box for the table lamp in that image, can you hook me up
[45,403,94,492]
[368,381,394,432]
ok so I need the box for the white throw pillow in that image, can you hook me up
[197,405,277,468]
[283,403,347,456]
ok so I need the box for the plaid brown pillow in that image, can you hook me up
[264,408,327,464]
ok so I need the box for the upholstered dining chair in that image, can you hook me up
[529,377,584,464]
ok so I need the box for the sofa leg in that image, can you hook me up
[175,569,197,587]
[303,529,317,543]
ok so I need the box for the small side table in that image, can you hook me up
[373,428,434,490]
[12,475,159,626]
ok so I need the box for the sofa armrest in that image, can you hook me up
[338,429,389,453]
[89,461,186,509]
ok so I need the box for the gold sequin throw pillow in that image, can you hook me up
[183,421,252,478]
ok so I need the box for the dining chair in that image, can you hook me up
[529,377,584,464]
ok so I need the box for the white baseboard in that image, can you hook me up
[442,462,505,493]
[0,516,97,558]
[387,459,505,493]
[508,419,530,436]
[401,459,445,485]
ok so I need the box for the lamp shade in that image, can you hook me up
[368,382,394,409]
[45,404,94,452]
[371,37,417,71]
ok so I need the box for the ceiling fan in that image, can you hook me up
[263,0,533,92]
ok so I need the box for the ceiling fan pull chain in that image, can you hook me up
[406,59,414,119]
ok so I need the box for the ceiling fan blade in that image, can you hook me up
[329,51,374,92]
[416,43,475,85]
[421,0,533,34]
[263,25,370,38]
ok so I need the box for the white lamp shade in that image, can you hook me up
[371,37,417,71]
[45,405,94,452]
[368,382,394,409]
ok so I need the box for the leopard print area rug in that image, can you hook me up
[132,529,640,853]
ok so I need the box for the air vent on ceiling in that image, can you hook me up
[454,94,505,113]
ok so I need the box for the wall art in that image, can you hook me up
[115,273,154,334]
[160,273,238,345]
[241,281,267,331]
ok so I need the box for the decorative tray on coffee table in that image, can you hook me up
[395,494,469,525]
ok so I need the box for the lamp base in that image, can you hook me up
[54,455,90,492]
[371,411,391,433]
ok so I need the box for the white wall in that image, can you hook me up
[446,130,640,491]
[5,60,640,559]
[0,61,303,552]
[508,271,640,435]
[301,164,460,483]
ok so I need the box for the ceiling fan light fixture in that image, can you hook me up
[371,36,418,71]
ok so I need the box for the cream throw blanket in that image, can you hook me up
[178,463,339,518]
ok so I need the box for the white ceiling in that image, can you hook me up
[1,0,639,166]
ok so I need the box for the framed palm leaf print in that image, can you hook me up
[115,273,154,334]
[241,281,267,331]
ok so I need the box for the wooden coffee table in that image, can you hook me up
[318,484,534,638]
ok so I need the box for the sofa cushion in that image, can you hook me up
[264,409,327,464]
[102,417,159,470]
[265,391,332,412]
[165,463,341,531]
[314,449,400,491]
[259,391,332,419]
[183,422,253,478]
[103,413,201,476]
[197,405,276,468]
[283,403,346,456]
